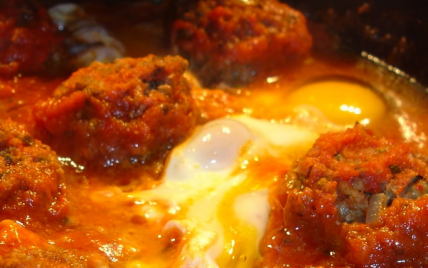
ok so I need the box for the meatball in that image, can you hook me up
[263,124,428,267]
[33,55,198,173]
[0,119,67,225]
[0,0,63,76]
[171,0,312,87]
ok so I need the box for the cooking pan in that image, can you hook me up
[286,0,428,86]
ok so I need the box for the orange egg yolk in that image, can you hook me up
[286,80,386,126]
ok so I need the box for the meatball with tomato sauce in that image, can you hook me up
[0,0,63,76]
[33,55,198,174]
[0,119,67,226]
[263,124,428,267]
[171,0,312,87]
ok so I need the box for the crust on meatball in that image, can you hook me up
[0,119,68,225]
[171,0,312,87]
[262,124,428,267]
[33,55,198,173]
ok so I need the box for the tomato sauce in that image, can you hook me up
[1,1,428,267]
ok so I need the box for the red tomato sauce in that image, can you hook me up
[1,1,428,267]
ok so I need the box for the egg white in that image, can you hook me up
[130,115,318,267]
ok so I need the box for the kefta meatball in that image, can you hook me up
[0,0,63,76]
[263,124,428,267]
[0,119,67,225]
[171,0,312,87]
[33,55,198,173]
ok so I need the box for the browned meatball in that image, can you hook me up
[290,124,428,224]
[0,119,68,225]
[33,55,198,173]
[0,0,63,77]
[171,0,312,87]
[263,124,428,267]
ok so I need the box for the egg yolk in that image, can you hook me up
[286,80,386,126]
